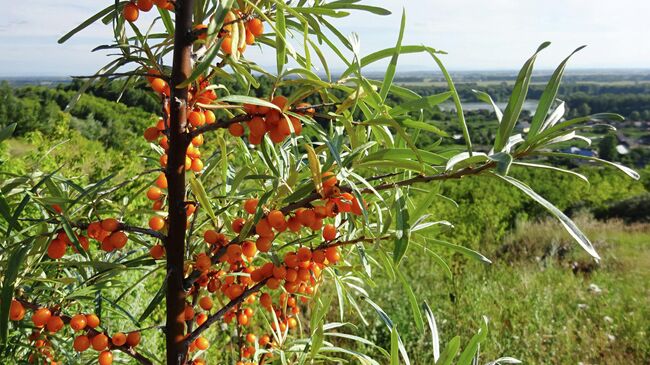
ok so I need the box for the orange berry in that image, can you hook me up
[188,111,205,127]
[296,208,316,227]
[99,351,113,365]
[150,78,167,94]
[248,133,263,145]
[196,312,208,325]
[322,171,337,188]
[32,308,51,328]
[92,333,109,351]
[136,0,154,11]
[288,317,297,329]
[46,315,64,333]
[297,247,312,262]
[243,103,257,115]
[123,2,139,22]
[266,278,280,289]
[191,158,204,172]
[273,265,287,280]
[323,224,336,241]
[259,293,272,308]
[126,331,141,347]
[195,337,209,351]
[226,244,243,259]
[245,29,255,45]
[9,300,25,321]
[243,198,259,215]
[246,333,256,343]
[284,252,299,268]
[232,217,246,233]
[101,218,120,232]
[150,244,165,259]
[203,110,216,124]
[228,122,244,137]
[247,116,266,137]
[108,231,128,249]
[147,186,163,200]
[255,218,274,238]
[67,314,86,331]
[47,239,66,259]
[192,134,204,146]
[221,37,233,54]
[199,296,213,311]
[237,312,249,326]
[271,95,288,110]
[325,246,340,263]
[242,241,257,258]
[86,313,100,328]
[259,334,270,346]
[195,253,212,272]
[149,216,165,231]
[285,268,298,282]
[184,305,195,321]
[73,335,91,352]
[255,236,272,252]
[287,216,301,232]
[111,332,127,347]
[267,210,285,230]
[247,18,264,37]
[290,116,303,135]
[144,127,160,141]
[312,250,326,264]
[203,230,219,245]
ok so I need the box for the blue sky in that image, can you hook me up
[1,0,649,76]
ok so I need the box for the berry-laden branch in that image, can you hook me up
[183,279,269,348]
[13,298,153,365]
[188,103,338,139]
[181,161,497,290]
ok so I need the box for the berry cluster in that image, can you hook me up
[228,97,314,145]
[10,300,141,365]
[217,11,265,55]
[45,218,132,260]
[122,0,173,23]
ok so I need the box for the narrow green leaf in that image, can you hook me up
[493,42,551,152]
[58,3,124,43]
[426,51,473,154]
[426,238,492,264]
[189,175,217,226]
[422,302,440,362]
[380,9,405,101]
[0,243,31,343]
[528,45,586,136]
[391,326,400,365]
[389,92,452,116]
[436,336,461,365]
[276,9,287,74]
[496,173,600,259]
[393,189,410,264]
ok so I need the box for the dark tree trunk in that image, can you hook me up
[166,0,194,364]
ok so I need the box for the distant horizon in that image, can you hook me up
[3,67,650,79]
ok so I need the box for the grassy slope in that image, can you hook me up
[362,217,649,364]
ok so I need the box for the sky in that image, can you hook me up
[1,0,649,76]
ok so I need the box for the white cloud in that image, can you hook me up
[1,0,649,76]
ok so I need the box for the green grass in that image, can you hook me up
[360,216,650,364]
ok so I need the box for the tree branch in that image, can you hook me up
[182,161,496,290]
[183,279,268,346]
